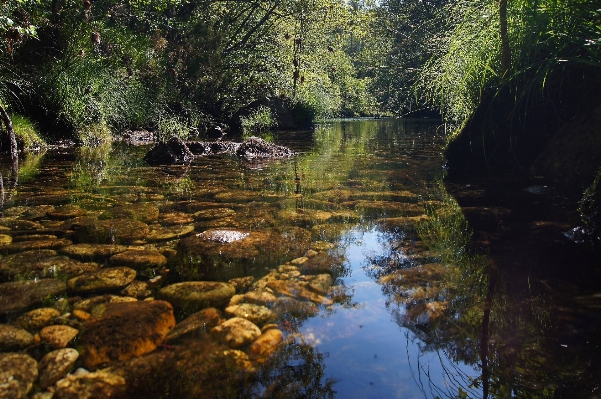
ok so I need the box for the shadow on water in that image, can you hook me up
[0,119,599,398]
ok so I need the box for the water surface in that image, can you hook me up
[0,119,599,398]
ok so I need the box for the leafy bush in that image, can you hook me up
[241,106,276,135]
[10,114,45,150]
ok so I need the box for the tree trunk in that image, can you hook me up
[500,0,511,76]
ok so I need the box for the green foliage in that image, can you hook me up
[579,167,601,231]
[241,106,275,135]
[367,0,447,116]
[419,0,601,123]
[10,114,46,150]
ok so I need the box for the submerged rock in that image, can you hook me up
[47,204,87,220]
[0,279,67,315]
[80,300,175,368]
[0,353,38,398]
[13,307,60,332]
[210,317,261,348]
[0,252,98,282]
[225,303,275,327]
[54,369,127,399]
[166,307,223,342]
[196,229,249,243]
[0,238,73,255]
[59,243,128,261]
[109,250,168,269]
[67,267,137,294]
[72,218,150,244]
[146,224,195,241]
[158,282,236,313]
[248,328,283,363]
[0,324,34,350]
[38,348,80,389]
[99,203,160,223]
[40,325,79,349]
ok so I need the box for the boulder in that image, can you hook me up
[236,137,295,159]
[143,136,194,166]
[79,300,175,368]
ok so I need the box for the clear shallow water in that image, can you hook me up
[0,118,600,398]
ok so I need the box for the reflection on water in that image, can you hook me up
[0,119,599,398]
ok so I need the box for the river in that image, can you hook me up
[0,119,599,398]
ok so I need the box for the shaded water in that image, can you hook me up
[0,119,600,398]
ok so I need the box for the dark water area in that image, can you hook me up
[0,119,599,398]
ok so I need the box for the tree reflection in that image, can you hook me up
[369,179,601,398]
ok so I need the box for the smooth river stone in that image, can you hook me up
[67,267,136,293]
[0,234,12,246]
[248,328,283,362]
[0,219,44,230]
[38,348,80,389]
[47,204,87,219]
[109,250,168,269]
[73,219,150,244]
[98,203,160,223]
[225,303,275,326]
[0,279,67,315]
[210,317,261,349]
[79,300,175,368]
[0,253,98,282]
[0,324,34,350]
[159,211,194,225]
[165,307,223,342]
[13,307,60,332]
[265,279,333,305]
[59,243,128,261]
[146,224,195,241]
[40,325,79,349]
[157,282,236,312]
[120,280,151,299]
[0,353,38,398]
[73,294,136,313]
[54,370,126,399]
[0,238,73,255]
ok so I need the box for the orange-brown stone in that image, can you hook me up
[80,300,175,368]
[248,328,283,363]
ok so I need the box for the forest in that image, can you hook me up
[0,0,600,199]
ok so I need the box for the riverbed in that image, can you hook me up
[0,119,599,398]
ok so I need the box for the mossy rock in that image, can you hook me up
[158,282,236,314]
